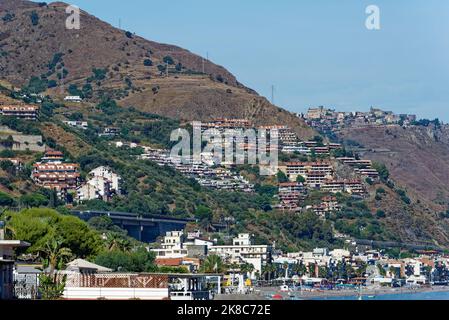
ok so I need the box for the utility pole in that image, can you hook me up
[60,43,64,95]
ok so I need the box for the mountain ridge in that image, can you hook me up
[0,0,314,137]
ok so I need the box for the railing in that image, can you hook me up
[62,273,169,289]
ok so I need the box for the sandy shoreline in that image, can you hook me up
[255,285,449,300]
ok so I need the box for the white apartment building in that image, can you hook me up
[151,231,188,259]
[77,166,121,202]
[89,166,121,192]
[209,234,272,275]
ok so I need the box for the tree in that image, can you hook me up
[200,255,226,273]
[195,205,213,231]
[47,80,57,88]
[0,192,14,206]
[95,248,156,272]
[262,264,276,281]
[373,162,389,181]
[163,56,174,65]
[1,208,102,257]
[143,59,153,67]
[277,170,289,183]
[38,273,67,300]
[376,210,386,218]
[296,175,306,184]
[40,238,73,275]
[241,263,255,277]
[292,263,307,276]
[24,76,47,94]
[30,11,39,26]
[19,193,49,208]
[38,238,72,300]
[105,233,132,252]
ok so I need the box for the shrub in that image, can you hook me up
[143,59,153,67]
[30,11,39,26]
[92,68,107,81]
[376,210,386,218]
[0,192,14,206]
[47,80,58,88]
[373,162,389,181]
[23,76,48,94]
[95,248,156,272]
[163,56,174,65]
[2,13,15,22]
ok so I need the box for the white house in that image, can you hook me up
[64,96,82,103]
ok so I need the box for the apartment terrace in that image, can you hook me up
[198,118,253,131]
[0,105,39,121]
[337,157,380,179]
[321,179,367,196]
[279,182,304,194]
[284,161,333,176]
[41,150,64,162]
[138,146,254,192]
[32,163,80,190]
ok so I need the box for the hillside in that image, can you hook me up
[339,125,449,209]
[2,0,449,250]
[0,0,314,138]
[337,124,449,246]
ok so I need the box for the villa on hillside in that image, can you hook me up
[0,105,39,121]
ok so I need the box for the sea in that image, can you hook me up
[312,290,449,300]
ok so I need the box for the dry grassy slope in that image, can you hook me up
[0,0,315,139]
[335,125,449,246]
[339,125,449,209]
[366,182,449,246]
[334,158,449,245]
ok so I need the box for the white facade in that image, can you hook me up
[209,234,272,275]
[89,166,121,192]
[64,96,82,102]
[151,231,188,259]
[77,166,121,202]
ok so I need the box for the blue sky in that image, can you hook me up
[68,0,449,121]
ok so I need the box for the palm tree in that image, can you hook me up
[38,238,72,300]
[292,262,307,277]
[40,238,72,275]
[200,255,226,273]
[105,233,132,252]
[283,262,289,279]
[241,263,255,278]
[262,264,276,282]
